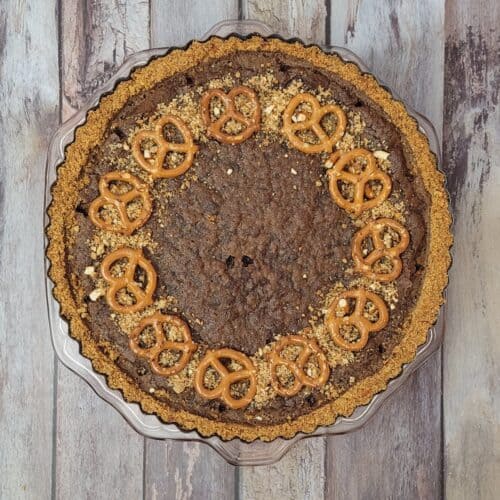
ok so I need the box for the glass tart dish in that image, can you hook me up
[45,20,451,460]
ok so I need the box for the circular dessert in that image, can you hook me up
[46,35,452,442]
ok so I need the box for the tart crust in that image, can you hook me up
[46,35,452,442]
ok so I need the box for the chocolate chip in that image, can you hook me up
[185,76,194,85]
[142,247,153,260]
[242,255,253,267]
[111,127,127,140]
[225,255,235,269]
[75,203,88,216]
[306,394,317,407]
[279,63,291,72]
[378,344,385,354]
[354,100,364,107]
[97,344,107,354]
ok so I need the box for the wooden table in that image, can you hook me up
[1,1,498,498]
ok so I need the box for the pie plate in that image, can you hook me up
[44,19,446,465]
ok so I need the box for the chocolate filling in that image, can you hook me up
[67,51,429,425]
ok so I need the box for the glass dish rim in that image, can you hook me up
[44,19,446,466]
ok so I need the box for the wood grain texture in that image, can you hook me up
[239,439,326,500]
[238,2,327,498]
[145,440,236,500]
[329,0,445,137]
[61,0,150,113]
[327,1,445,497]
[443,0,500,498]
[143,4,239,500]
[326,352,442,499]
[55,2,149,498]
[150,0,239,48]
[0,1,58,498]
[244,0,326,42]
[55,367,144,500]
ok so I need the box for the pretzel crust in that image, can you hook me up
[46,35,452,442]
[325,289,389,351]
[282,92,346,153]
[268,335,330,397]
[194,348,257,410]
[352,218,410,281]
[101,247,157,314]
[201,86,261,144]
[132,115,198,178]
[89,171,152,235]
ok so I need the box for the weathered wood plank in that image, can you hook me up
[145,440,237,500]
[326,353,442,499]
[55,2,149,498]
[144,4,239,499]
[239,439,326,500]
[61,0,150,112]
[443,1,500,498]
[238,2,327,498]
[244,0,326,42]
[55,366,144,500]
[0,1,58,498]
[326,1,445,497]
[329,0,444,137]
[150,0,239,48]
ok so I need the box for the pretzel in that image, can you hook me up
[101,247,157,314]
[268,335,330,397]
[88,171,152,235]
[282,93,346,154]
[328,148,392,215]
[352,218,410,281]
[132,115,198,178]
[129,313,197,376]
[200,86,261,144]
[194,348,257,409]
[325,289,389,351]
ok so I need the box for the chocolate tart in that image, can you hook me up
[46,35,452,442]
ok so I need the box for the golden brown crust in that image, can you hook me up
[46,35,452,442]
